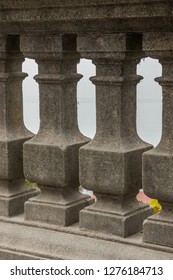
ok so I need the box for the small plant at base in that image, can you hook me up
[24,179,40,191]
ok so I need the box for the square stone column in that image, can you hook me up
[20,34,91,226]
[143,32,173,247]
[78,33,153,237]
[0,34,38,216]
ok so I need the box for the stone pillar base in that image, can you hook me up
[80,196,152,237]
[0,179,39,217]
[143,207,173,247]
[25,187,93,226]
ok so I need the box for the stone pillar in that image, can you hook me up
[0,34,38,216]
[20,34,91,226]
[78,33,153,237]
[143,32,173,247]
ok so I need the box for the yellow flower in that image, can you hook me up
[149,199,162,214]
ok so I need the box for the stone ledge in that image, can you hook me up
[0,0,172,34]
[0,215,173,260]
[0,0,171,9]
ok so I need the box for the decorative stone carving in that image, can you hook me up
[143,32,173,247]
[20,34,91,226]
[0,34,38,216]
[78,33,153,237]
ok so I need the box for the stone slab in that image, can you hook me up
[143,208,173,248]
[0,217,173,260]
[80,198,152,237]
[0,137,32,180]
[25,191,93,226]
[143,151,173,202]
[0,179,39,216]
[80,146,151,195]
[24,142,86,188]
[0,1,172,34]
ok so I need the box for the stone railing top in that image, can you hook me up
[0,0,172,8]
[0,0,172,33]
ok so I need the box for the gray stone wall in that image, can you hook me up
[0,1,173,251]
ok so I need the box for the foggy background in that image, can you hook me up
[22,58,162,147]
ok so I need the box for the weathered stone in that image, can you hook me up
[143,206,173,248]
[143,32,173,247]
[25,187,92,226]
[78,33,152,237]
[0,0,170,18]
[21,34,91,226]
[0,1,172,35]
[80,196,152,237]
[0,215,173,260]
[0,0,172,260]
[0,34,38,216]
[0,179,37,217]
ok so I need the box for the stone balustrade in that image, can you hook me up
[0,0,173,259]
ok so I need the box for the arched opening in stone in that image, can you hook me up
[22,58,96,138]
[22,58,39,134]
[77,58,96,139]
[136,57,162,211]
[137,57,162,147]
[77,59,96,199]
[22,57,162,206]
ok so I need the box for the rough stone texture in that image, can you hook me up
[0,35,38,216]
[0,216,173,260]
[25,187,92,226]
[0,1,172,34]
[80,196,152,237]
[78,33,152,237]
[143,207,173,248]
[0,179,39,217]
[20,34,91,226]
[0,0,172,259]
[143,32,173,247]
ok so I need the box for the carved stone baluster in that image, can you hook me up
[0,34,37,216]
[143,32,173,247]
[78,33,152,237]
[20,34,91,226]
